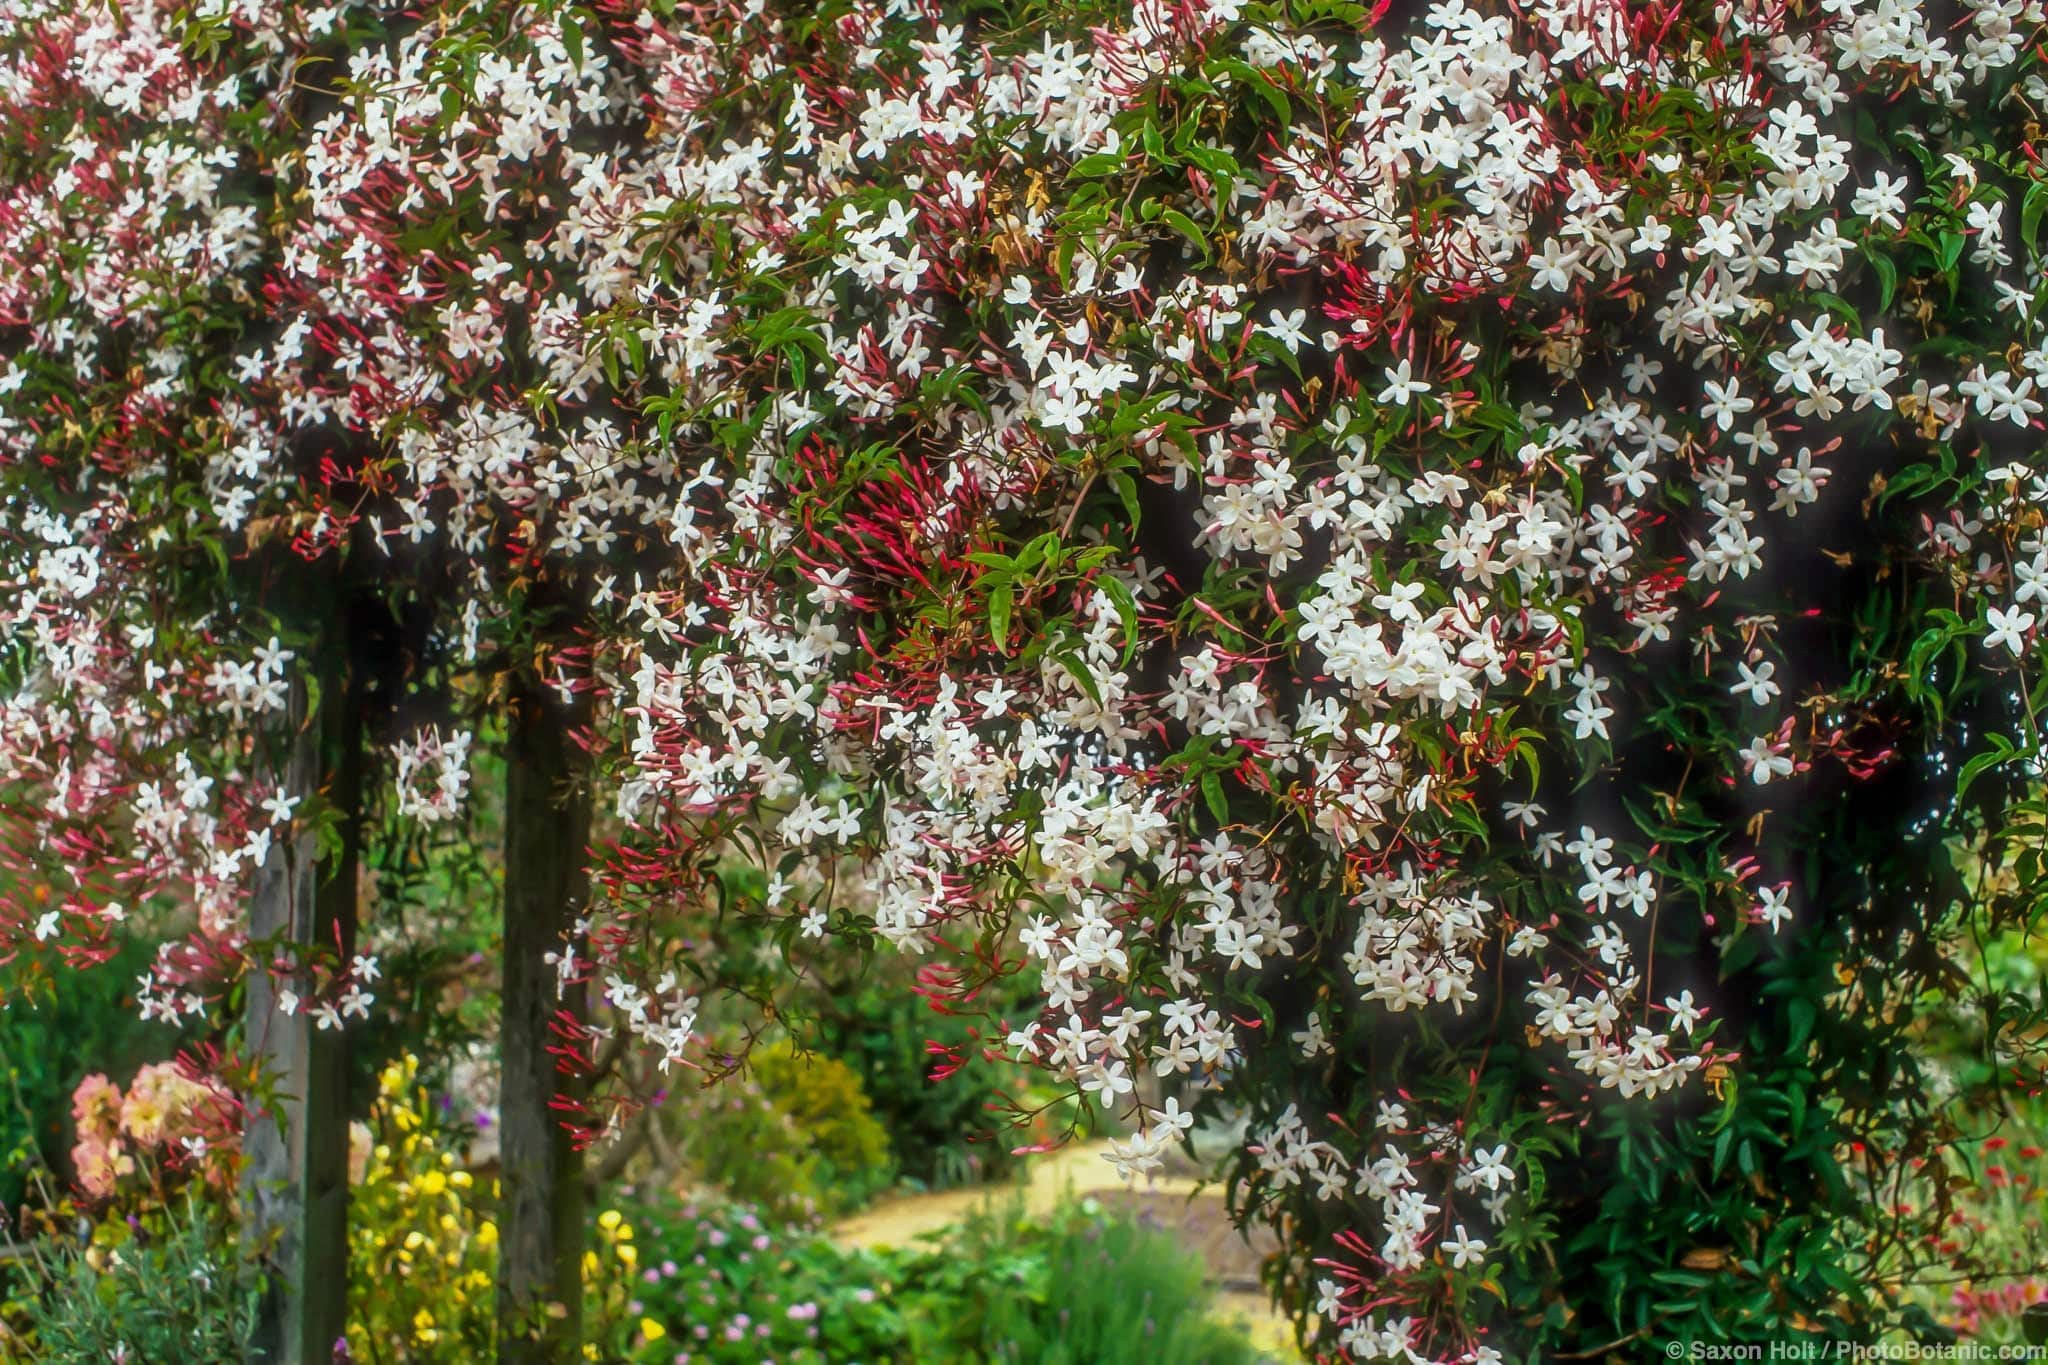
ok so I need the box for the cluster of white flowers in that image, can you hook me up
[390,727,475,827]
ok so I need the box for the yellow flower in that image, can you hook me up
[596,1209,623,1232]
[476,1220,498,1249]
[418,1170,447,1197]
[616,1243,637,1269]
[641,1318,667,1342]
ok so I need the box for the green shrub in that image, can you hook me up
[752,1042,895,1207]
[0,1189,259,1364]
[344,1056,499,1360]
[616,1190,1261,1365]
[901,1201,1260,1365]
[809,970,1050,1191]
[612,1192,913,1363]
[345,1054,651,1361]
[680,1039,895,1219]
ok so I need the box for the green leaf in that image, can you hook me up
[1200,771,1228,825]
[1805,291,1860,328]
[1015,532,1060,573]
[1938,229,1965,273]
[2024,180,2048,250]
[1786,997,1816,1051]
[1054,649,1102,706]
[562,10,585,68]
[1248,72,1291,129]
[1159,208,1208,261]
[1957,733,2021,799]
[1867,250,1897,312]
[1098,574,1139,660]
[1109,470,1142,530]
[989,582,1013,653]
[1177,142,1239,184]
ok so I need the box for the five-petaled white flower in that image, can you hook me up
[1701,378,1755,431]
[1756,885,1793,933]
[1986,605,2034,656]
[974,680,1018,718]
[1666,991,1704,1035]
[1442,1225,1489,1269]
[1731,660,1780,705]
[1154,1096,1196,1137]
[1739,737,1794,785]
[1376,359,1431,406]
[1467,1144,1515,1191]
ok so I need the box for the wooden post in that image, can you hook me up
[243,636,360,1365]
[495,682,593,1363]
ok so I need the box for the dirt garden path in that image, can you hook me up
[827,1140,1306,1360]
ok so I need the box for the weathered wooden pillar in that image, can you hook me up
[243,631,360,1365]
[495,682,593,1362]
